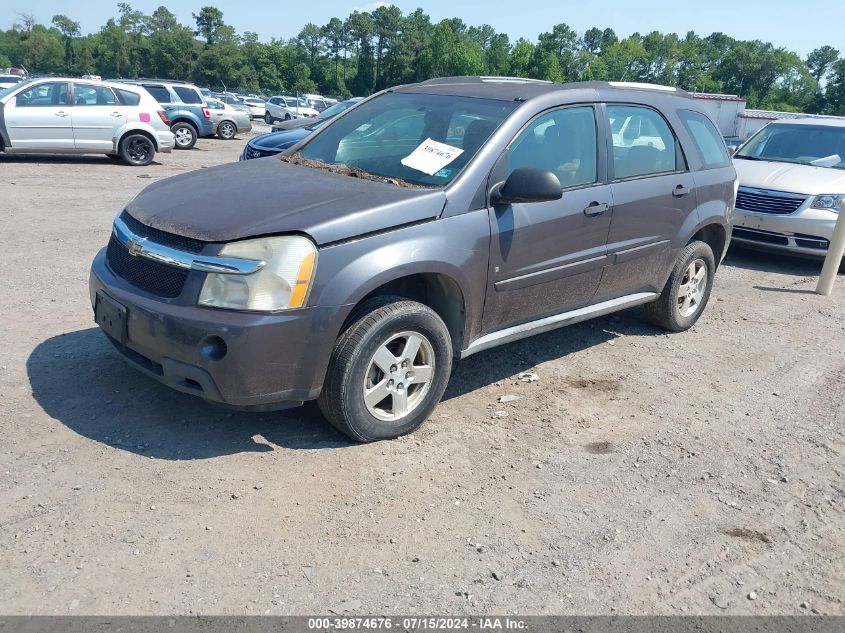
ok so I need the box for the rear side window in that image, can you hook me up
[173,86,203,104]
[143,84,171,103]
[73,84,117,106]
[607,105,679,179]
[115,89,141,106]
[679,110,730,168]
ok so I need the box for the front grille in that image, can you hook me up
[244,146,266,159]
[735,188,806,215]
[106,234,189,298]
[119,211,205,253]
[732,227,790,245]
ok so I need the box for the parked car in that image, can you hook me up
[240,97,266,120]
[732,118,845,266]
[0,77,174,166]
[116,79,214,150]
[90,77,735,441]
[0,74,26,90]
[241,98,364,160]
[271,97,363,131]
[264,96,319,123]
[217,93,252,116]
[302,93,329,112]
[205,98,252,139]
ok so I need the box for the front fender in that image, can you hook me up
[310,209,491,346]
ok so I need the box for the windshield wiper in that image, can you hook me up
[734,155,763,161]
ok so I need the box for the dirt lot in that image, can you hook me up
[1,126,843,616]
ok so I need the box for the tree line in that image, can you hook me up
[1,3,844,115]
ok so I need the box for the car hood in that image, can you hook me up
[733,158,845,195]
[125,158,445,245]
[251,128,311,151]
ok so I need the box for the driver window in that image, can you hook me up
[15,82,69,107]
[506,107,598,188]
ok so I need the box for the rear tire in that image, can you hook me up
[118,133,155,166]
[171,122,197,150]
[645,240,715,332]
[217,120,237,140]
[318,296,453,442]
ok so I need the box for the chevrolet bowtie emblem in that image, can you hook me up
[127,238,144,257]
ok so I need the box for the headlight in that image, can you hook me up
[198,236,316,311]
[810,194,843,212]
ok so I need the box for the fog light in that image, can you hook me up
[200,336,227,361]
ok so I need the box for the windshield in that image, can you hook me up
[297,92,517,187]
[0,77,35,100]
[736,123,845,169]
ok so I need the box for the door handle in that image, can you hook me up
[584,201,610,217]
[672,185,691,197]
[110,112,122,117]
[55,111,69,117]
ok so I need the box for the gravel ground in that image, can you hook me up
[0,126,843,616]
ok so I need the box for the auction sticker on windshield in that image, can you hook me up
[401,138,464,176]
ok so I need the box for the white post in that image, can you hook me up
[816,199,845,296]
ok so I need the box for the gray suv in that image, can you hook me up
[89,77,736,442]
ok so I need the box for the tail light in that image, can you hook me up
[202,107,211,119]
[157,110,171,126]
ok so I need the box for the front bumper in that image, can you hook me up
[89,248,348,410]
[732,207,837,258]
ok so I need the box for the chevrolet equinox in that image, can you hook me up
[90,77,736,442]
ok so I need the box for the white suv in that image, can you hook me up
[264,96,319,124]
[0,77,175,166]
[733,118,845,260]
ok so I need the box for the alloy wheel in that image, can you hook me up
[362,331,435,423]
[677,258,707,317]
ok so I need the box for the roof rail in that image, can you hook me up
[418,76,553,85]
[607,81,679,92]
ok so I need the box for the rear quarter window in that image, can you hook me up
[115,89,141,106]
[679,110,731,168]
[173,86,204,104]
[143,84,171,104]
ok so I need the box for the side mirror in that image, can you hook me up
[490,168,563,206]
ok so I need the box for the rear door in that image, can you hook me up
[483,105,613,331]
[4,81,74,149]
[70,83,126,151]
[594,103,697,301]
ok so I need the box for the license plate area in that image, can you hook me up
[95,291,127,344]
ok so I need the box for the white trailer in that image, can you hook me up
[691,93,746,140]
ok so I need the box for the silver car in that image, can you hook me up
[205,98,252,140]
[732,118,845,261]
[0,77,174,165]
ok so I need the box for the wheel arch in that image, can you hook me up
[688,222,728,268]
[117,127,158,152]
[347,272,467,355]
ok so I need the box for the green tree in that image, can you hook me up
[51,14,80,69]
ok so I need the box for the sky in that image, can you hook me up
[6,0,845,58]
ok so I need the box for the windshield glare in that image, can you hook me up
[736,123,845,169]
[298,92,517,186]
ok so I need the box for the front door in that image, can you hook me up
[4,81,74,149]
[483,105,613,332]
[595,104,698,300]
[70,83,126,151]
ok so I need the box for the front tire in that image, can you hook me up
[318,297,453,442]
[284,113,292,121]
[264,112,273,124]
[171,122,197,150]
[119,133,155,166]
[217,120,237,140]
[645,240,715,331]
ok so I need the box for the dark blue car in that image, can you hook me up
[240,97,362,160]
